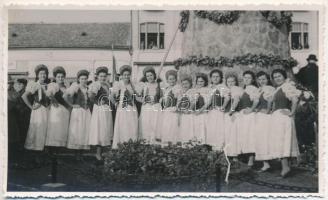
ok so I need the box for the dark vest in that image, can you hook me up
[237,92,252,111]
[53,89,70,109]
[72,89,90,110]
[117,89,135,108]
[257,94,268,110]
[32,86,50,107]
[143,83,163,104]
[162,89,177,109]
[178,95,191,111]
[195,93,205,110]
[94,86,110,106]
[210,89,224,109]
[273,88,291,111]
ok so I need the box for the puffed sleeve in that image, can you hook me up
[262,85,275,101]
[282,81,302,101]
[46,82,60,96]
[218,84,230,98]
[111,81,120,95]
[171,85,182,97]
[88,81,101,94]
[230,86,243,99]
[65,82,80,96]
[245,85,260,101]
[25,81,39,94]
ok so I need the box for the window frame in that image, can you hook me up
[289,22,310,51]
[139,22,165,50]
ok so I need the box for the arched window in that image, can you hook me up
[290,22,309,50]
[140,22,165,50]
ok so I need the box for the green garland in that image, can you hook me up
[173,53,298,70]
[178,10,190,32]
[260,11,293,32]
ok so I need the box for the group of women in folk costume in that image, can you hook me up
[22,63,300,177]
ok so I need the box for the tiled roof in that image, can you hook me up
[9,23,131,49]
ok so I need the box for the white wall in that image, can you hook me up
[291,11,319,67]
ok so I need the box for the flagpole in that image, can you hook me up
[111,44,117,83]
[156,24,180,80]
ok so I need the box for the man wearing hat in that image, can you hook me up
[293,54,318,98]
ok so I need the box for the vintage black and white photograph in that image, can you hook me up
[5,7,320,195]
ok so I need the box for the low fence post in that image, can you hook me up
[215,163,221,192]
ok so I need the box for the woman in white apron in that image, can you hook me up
[206,69,228,151]
[64,70,92,159]
[138,67,163,144]
[112,65,139,149]
[88,66,114,161]
[254,71,275,172]
[157,70,180,146]
[269,69,300,177]
[22,64,50,151]
[45,66,70,148]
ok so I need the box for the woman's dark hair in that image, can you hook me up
[209,69,223,84]
[256,71,272,86]
[140,70,162,83]
[243,70,257,88]
[35,68,50,84]
[181,76,193,86]
[195,73,208,87]
[271,68,287,80]
[225,74,239,86]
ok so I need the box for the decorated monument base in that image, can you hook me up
[175,10,297,82]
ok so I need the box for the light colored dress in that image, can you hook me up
[206,84,229,151]
[177,88,195,144]
[192,86,211,144]
[237,85,260,154]
[88,81,114,146]
[66,83,91,150]
[268,81,300,159]
[138,82,163,144]
[156,84,181,146]
[254,85,275,161]
[24,81,50,151]
[224,86,243,157]
[45,82,70,147]
[112,81,139,149]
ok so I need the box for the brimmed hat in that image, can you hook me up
[77,70,90,78]
[53,66,66,77]
[119,65,132,75]
[306,54,318,62]
[143,66,156,77]
[96,66,109,75]
[16,78,28,86]
[165,70,178,80]
[34,64,48,75]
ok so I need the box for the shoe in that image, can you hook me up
[258,166,271,173]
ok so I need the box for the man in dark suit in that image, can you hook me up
[293,54,318,98]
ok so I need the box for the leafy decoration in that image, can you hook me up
[173,54,298,70]
[179,10,190,32]
[260,11,293,32]
[194,10,241,25]
[101,140,227,185]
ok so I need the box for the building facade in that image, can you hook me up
[8,10,318,82]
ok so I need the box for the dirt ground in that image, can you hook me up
[6,152,318,193]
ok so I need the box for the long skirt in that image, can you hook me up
[67,107,91,150]
[206,109,225,151]
[88,104,114,146]
[193,113,206,144]
[24,105,49,151]
[112,105,139,149]
[224,112,240,157]
[237,109,256,154]
[268,109,300,159]
[45,104,70,147]
[139,103,162,144]
[156,107,179,146]
[178,114,195,144]
[254,112,271,160]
